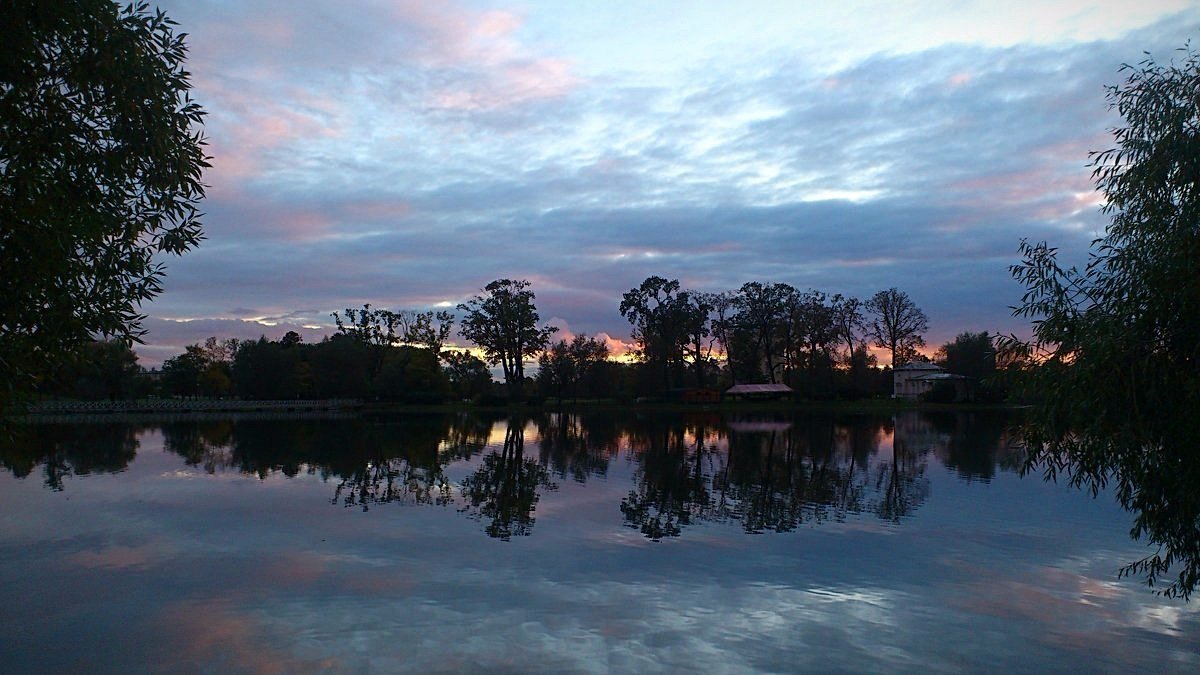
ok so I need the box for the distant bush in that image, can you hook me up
[920,381,958,404]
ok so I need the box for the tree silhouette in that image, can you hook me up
[458,280,556,402]
[1,1,207,409]
[866,288,928,367]
[1004,44,1200,599]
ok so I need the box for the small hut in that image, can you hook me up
[724,383,793,401]
[893,362,973,401]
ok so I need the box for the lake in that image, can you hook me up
[1,410,1196,672]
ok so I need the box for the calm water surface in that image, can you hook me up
[1,410,1196,672]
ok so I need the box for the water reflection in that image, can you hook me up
[1,422,140,490]
[0,410,1088,543]
[2,410,1196,671]
[459,420,557,539]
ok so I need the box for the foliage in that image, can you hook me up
[865,288,929,367]
[442,350,494,400]
[1003,45,1200,598]
[537,333,610,402]
[48,339,144,400]
[0,1,207,408]
[160,337,237,397]
[331,305,454,356]
[727,281,794,383]
[919,381,958,404]
[936,331,996,380]
[373,346,449,402]
[232,336,310,399]
[458,279,556,401]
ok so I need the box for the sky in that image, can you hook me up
[138,0,1200,366]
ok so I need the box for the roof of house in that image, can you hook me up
[728,421,794,433]
[725,383,793,395]
[911,372,972,381]
[894,362,943,372]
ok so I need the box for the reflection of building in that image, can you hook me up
[892,363,972,400]
[892,412,949,453]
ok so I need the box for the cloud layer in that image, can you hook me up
[139,1,1200,364]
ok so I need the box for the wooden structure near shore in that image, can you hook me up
[22,399,362,416]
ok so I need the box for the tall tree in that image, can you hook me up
[936,331,995,380]
[729,282,796,383]
[619,276,687,392]
[704,291,739,384]
[331,304,397,347]
[865,288,928,367]
[678,293,715,388]
[831,295,865,365]
[458,279,556,402]
[0,1,208,409]
[1003,45,1200,598]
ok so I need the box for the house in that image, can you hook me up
[892,362,973,401]
[724,383,793,400]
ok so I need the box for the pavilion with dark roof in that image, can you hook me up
[724,383,793,400]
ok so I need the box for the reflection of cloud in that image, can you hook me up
[69,544,162,570]
[155,600,337,672]
[942,561,1194,666]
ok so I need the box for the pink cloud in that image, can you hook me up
[947,71,973,87]
[387,1,582,111]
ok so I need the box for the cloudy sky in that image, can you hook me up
[139,0,1200,365]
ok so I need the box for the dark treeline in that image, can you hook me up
[617,277,930,399]
[44,279,1006,404]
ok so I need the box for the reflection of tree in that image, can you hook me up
[619,413,930,539]
[620,419,719,540]
[533,412,616,483]
[161,421,235,473]
[716,415,883,532]
[872,415,931,522]
[159,415,489,511]
[326,419,453,511]
[459,419,556,540]
[924,411,1023,482]
[0,423,139,490]
[1027,443,1200,599]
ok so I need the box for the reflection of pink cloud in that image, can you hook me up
[69,544,161,570]
[942,560,1153,663]
[155,600,337,672]
[258,551,329,587]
